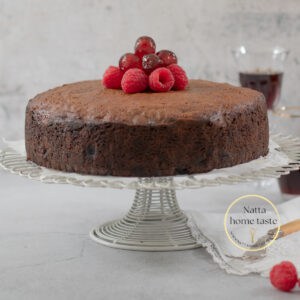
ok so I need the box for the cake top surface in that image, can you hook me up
[28,79,266,125]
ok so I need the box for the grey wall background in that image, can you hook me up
[0,0,299,139]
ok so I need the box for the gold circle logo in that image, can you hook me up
[224,194,281,251]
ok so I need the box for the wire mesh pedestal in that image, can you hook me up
[90,178,200,251]
[1,134,300,251]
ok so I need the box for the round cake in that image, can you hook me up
[25,79,269,177]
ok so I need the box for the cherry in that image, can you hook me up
[142,54,161,73]
[119,53,142,72]
[156,50,177,66]
[134,36,156,58]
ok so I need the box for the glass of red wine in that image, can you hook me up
[271,106,300,196]
[232,46,289,110]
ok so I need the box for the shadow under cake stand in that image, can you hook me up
[0,134,300,251]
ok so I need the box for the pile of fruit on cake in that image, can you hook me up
[103,36,188,93]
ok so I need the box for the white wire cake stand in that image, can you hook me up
[0,134,300,251]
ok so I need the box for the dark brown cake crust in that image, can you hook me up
[25,80,269,177]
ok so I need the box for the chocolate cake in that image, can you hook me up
[25,79,269,177]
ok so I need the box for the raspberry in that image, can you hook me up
[149,67,174,92]
[167,64,188,90]
[102,66,123,89]
[134,36,156,58]
[157,50,177,66]
[121,68,148,94]
[119,53,141,72]
[270,261,298,292]
[142,54,161,73]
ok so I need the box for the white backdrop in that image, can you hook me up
[0,0,299,139]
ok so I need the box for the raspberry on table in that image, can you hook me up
[270,261,298,292]
[119,53,142,72]
[102,66,123,89]
[157,50,177,66]
[167,64,188,90]
[142,54,161,73]
[121,68,148,94]
[134,36,156,58]
[149,67,175,92]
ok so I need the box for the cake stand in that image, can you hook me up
[1,134,300,251]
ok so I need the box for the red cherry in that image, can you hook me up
[119,53,141,72]
[142,54,161,73]
[134,36,156,58]
[157,50,177,66]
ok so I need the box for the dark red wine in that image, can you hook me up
[279,170,300,195]
[239,72,283,109]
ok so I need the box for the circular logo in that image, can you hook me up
[224,194,280,251]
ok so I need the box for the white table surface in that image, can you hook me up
[0,167,298,300]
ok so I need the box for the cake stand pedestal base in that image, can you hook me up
[2,134,300,251]
[90,178,200,251]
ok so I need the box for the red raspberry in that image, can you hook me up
[270,261,298,292]
[102,66,123,89]
[134,36,156,58]
[157,50,177,66]
[167,64,188,90]
[149,67,174,92]
[121,68,148,94]
[119,53,141,72]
